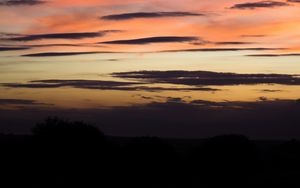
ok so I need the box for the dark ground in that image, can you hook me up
[0,117,300,188]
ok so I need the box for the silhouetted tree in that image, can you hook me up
[32,117,104,139]
[30,117,111,188]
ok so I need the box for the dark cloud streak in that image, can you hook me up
[101,11,204,20]
[0,46,30,51]
[230,1,289,9]
[6,31,120,41]
[0,0,45,6]
[100,36,199,45]
[214,42,254,45]
[21,52,106,57]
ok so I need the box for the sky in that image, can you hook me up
[0,0,300,138]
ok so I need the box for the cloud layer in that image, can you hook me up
[2,79,218,91]
[112,70,300,86]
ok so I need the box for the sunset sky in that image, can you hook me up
[1,0,300,137]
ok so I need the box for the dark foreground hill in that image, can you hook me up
[0,117,300,188]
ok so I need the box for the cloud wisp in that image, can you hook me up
[0,46,30,51]
[0,99,49,107]
[240,35,267,38]
[160,47,283,53]
[0,99,39,105]
[0,0,45,6]
[247,53,300,57]
[230,1,289,9]
[100,36,199,45]
[5,31,120,41]
[288,0,300,3]
[101,11,204,21]
[21,51,109,57]
[213,42,254,45]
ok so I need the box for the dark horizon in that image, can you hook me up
[1,97,300,139]
[1,117,300,187]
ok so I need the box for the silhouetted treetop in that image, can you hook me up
[32,117,104,141]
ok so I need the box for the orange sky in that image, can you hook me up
[1,0,300,109]
[0,0,300,53]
